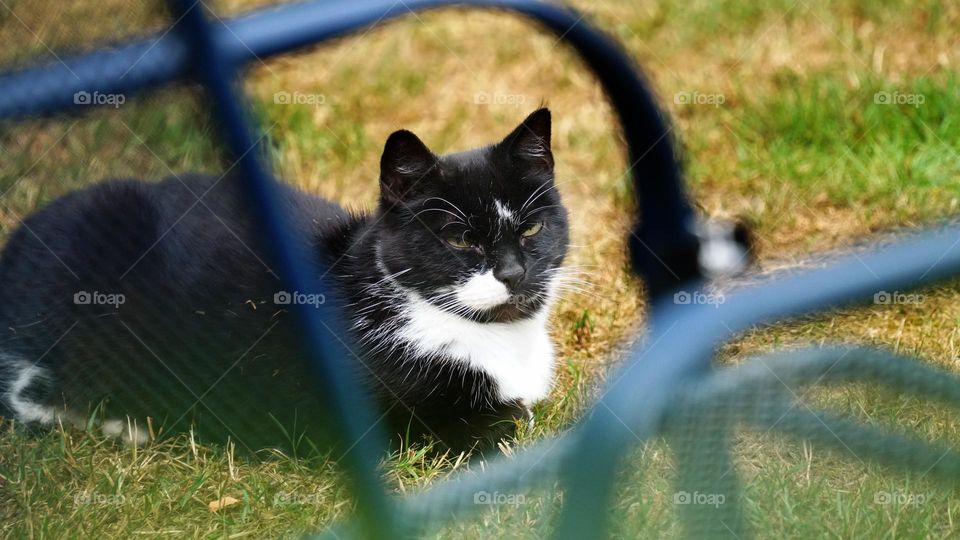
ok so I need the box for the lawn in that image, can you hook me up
[2,0,960,538]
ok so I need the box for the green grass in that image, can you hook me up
[735,72,960,208]
[3,0,960,537]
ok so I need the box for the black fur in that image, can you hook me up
[0,109,568,452]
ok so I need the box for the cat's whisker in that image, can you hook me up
[520,204,562,221]
[552,282,602,296]
[365,267,412,289]
[439,221,468,231]
[553,285,600,297]
[549,270,591,281]
[555,284,596,294]
[422,196,468,221]
[409,207,467,223]
[425,289,461,304]
[517,180,555,217]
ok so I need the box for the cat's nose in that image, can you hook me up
[494,260,526,289]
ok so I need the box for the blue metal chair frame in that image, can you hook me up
[3,1,960,538]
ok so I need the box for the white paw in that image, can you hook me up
[102,418,151,446]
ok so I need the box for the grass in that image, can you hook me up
[2,0,960,537]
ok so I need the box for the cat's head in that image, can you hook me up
[374,108,569,323]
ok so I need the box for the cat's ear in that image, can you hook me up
[379,129,438,207]
[501,108,553,176]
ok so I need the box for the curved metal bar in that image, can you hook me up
[0,0,699,295]
[0,3,699,534]
[0,1,697,535]
[164,2,397,537]
[0,36,189,121]
[557,226,960,538]
[219,0,701,293]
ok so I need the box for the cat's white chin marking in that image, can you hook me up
[455,270,511,311]
[393,279,559,404]
[365,241,558,403]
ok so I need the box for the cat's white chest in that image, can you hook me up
[396,294,555,404]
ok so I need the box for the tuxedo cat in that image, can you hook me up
[0,108,569,452]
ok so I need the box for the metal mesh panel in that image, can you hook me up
[2,1,960,539]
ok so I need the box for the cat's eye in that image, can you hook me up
[445,235,474,249]
[521,222,544,238]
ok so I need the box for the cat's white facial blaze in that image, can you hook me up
[493,199,515,223]
[455,270,511,311]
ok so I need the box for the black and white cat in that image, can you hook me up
[0,108,569,451]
